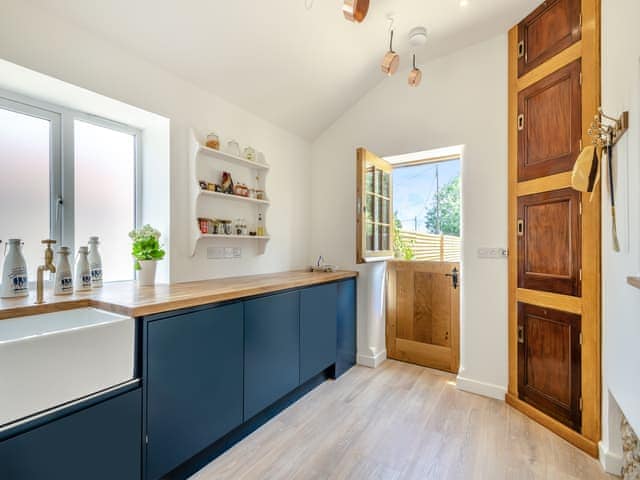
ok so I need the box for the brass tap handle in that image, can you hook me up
[41,239,57,245]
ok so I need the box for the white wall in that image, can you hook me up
[311,35,509,396]
[600,0,640,470]
[0,0,311,283]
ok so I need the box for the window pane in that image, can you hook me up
[74,120,135,282]
[0,107,51,281]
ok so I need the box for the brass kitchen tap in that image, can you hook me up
[35,239,56,304]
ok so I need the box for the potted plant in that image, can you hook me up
[129,225,165,286]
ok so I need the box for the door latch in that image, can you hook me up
[517,325,525,344]
[517,114,525,131]
[517,219,524,236]
[445,267,459,289]
[517,41,525,59]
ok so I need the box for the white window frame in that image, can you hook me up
[0,89,142,267]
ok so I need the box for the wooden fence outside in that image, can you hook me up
[397,230,461,262]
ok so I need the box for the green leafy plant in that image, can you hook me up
[393,211,415,260]
[129,225,165,270]
[425,175,460,236]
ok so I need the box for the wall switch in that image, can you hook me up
[207,247,225,259]
[224,247,234,259]
[477,247,508,259]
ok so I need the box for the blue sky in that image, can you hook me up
[393,159,460,233]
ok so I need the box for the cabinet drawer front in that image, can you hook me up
[517,303,581,430]
[518,188,581,296]
[517,0,581,77]
[244,291,300,420]
[518,60,582,181]
[0,389,141,480]
[300,283,338,383]
[146,303,244,480]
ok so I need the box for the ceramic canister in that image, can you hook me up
[88,236,103,288]
[75,246,92,292]
[54,247,73,295]
[0,239,28,298]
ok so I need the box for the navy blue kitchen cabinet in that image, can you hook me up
[300,283,338,383]
[336,278,357,377]
[244,291,300,420]
[145,302,244,480]
[0,388,141,480]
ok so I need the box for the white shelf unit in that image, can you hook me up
[189,129,270,256]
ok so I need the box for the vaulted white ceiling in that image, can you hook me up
[29,0,539,140]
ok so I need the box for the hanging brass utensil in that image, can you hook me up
[381,30,399,76]
[408,54,422,87]
[343,0,370,23]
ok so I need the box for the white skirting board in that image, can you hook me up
[357,350,387,368]
[599,441,623,476]
[455,374,507,401]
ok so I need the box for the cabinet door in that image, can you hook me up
[300,283,338,383]
[518,188,581,296]
[336,279,357,378]
[0,389,141,480]
[518,303,582,430]
[244,291,300,420]
[517,0,581,77]
[146,303,244,480]
[518,60,582,181]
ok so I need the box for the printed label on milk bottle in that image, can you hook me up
[8,267,28,294]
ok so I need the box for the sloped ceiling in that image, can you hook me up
[28,0,539,140]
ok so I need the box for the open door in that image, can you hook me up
[356,147,461,373]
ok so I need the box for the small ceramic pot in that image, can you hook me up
[137,260,157,286]
[226,140,241,157]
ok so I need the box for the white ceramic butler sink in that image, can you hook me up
[0,308,135,427]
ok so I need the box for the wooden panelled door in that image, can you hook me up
[386,261,460,373]
[508,0,601,456]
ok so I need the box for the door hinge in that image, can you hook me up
[579,201,583,215]
[517,114,525,131]
[579,13,583,27]
[579,139,583,151]
[579,397,583,411]
[517,40,525,59]
[145,435,149,445]
[579,71,583,86]
[579,332,583,346]
[579,268,583,281]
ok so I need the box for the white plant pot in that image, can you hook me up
[137,260,157,287]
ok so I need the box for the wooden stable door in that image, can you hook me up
[518,188,582,296]
[518,303,582,430]
[386,261,459,373]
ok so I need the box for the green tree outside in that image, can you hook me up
[393,211,415,260]
[425,176,460,236]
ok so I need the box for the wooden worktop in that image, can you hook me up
[0,270,358,320]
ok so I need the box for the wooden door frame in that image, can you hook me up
[507,0,601,458]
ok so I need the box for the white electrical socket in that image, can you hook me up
[224,247,234,259]
[477,247,508,259]
[207,247,225,259]
[232,248,242,258]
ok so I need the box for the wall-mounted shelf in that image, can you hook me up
[197,234,271,241]
[197,143,270,171]
[189,129,270,256]
[628,276,640,290]
[197,189,270,206]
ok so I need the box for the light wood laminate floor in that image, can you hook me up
[191,360,614,480]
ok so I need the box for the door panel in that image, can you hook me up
[518,60,582,181]
[387,261,459,373]
[300,283,338,383]
[518,188,581,296]
[146,303,244,480]
[244,291,300,420]
[518,303,581,430]
[517,0,581,77]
